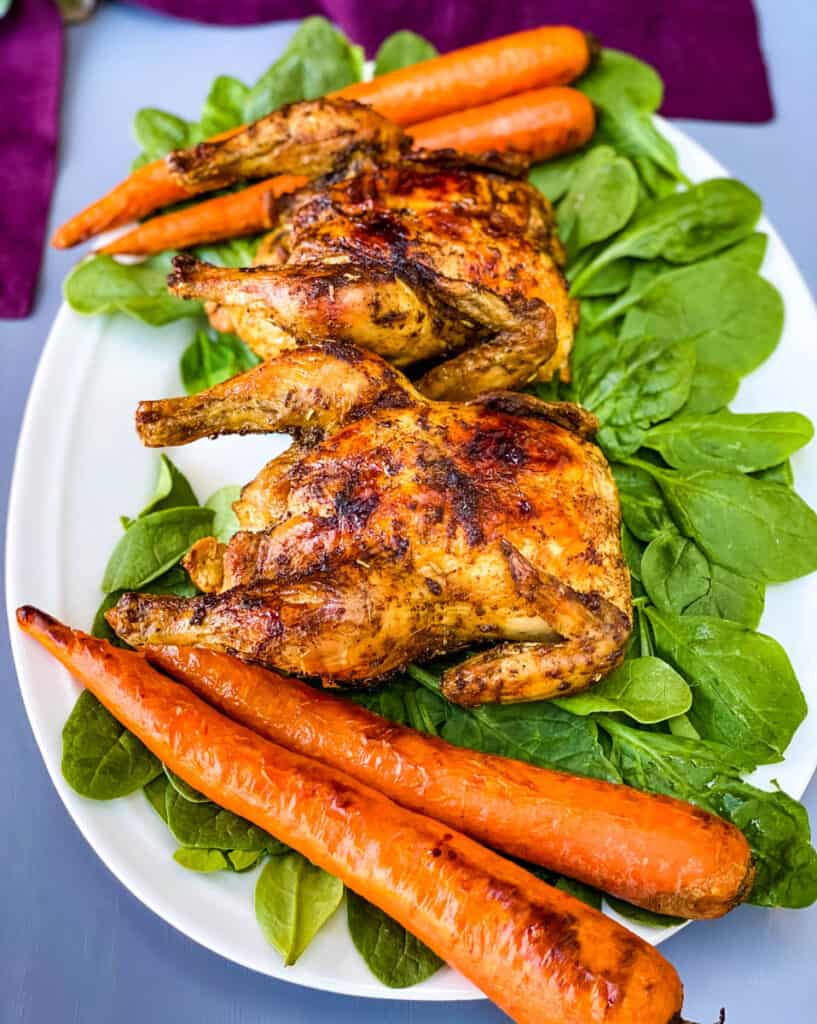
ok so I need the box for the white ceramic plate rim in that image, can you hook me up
[7,117,817,1000]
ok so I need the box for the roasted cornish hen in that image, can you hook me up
[107,343,631,705]
[164,98,575,400]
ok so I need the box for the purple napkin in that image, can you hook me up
[0,0,62,318]
[0,0,773,319]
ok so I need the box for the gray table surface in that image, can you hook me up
[2,3,816,1021]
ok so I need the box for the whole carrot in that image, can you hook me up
[148,645,753,920]
[334,26,595,126]
[52,25,595,248]
[411,86,595,162]
[101,175,307,256]
[18,607,685,1024]
[95,90,592,257]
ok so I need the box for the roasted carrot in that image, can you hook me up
[411,86,595,162]
[334,26,594,126]
[19,607,684,1024]
[95,90,592,257]
[147,645,754,920]
[100,176,307,256]
[52,25,595,249]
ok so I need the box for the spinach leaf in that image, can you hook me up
[374,30,437,75]
[684,563,765,629]
[557,147,638,255]
[165,786,286,853]
[754,460,794,487]
[621,262,784,376]
[205,485,242,543]
[244,17,364,122]
[645,607,806,762]
[65,253,202,326]
[575,259,635,297]
[199,76,250,137]
[180,330,260,395]
[144,773,170,821]
[93,565,198,648]
[577,48,663,112]
[163,764,209,803]
[347,891,444,987]
[133,108,193,161]
[680,363,740,415]
[620,523,644,581]
[601,718,817,907]
[139,455,198,517]
[62,691,161,799]
[640,530,711,613]
[101,506,215,592]
[592,105,685,189]
[528,149,588,203]
[706,781,817,908]
[406,667,620,782]
[611,462,675,541]
[255,853,343,965]
[229,850,264,872]
[195,236,261,268]
[574,334,695,458]
[638,462,817,582]
[174,848,231,873]
[644,411,814,474]
[570,179,761,293]
[555,656,691,723]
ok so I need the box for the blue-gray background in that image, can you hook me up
[2,3,815,1020]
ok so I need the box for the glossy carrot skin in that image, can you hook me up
[411,87,595,162]
[148,645,754,920]
[52,25,594,248]
[100,175,307,256]
[19,607,684,1024]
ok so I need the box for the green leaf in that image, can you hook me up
[205,485,242,543]
[611,462,675,541]
[347,891,444,987]
[577,48,663,112]
[640,463,817,583]
[180,330,261,395]
[144,774,170,821]
[196,236,261,268]
[374,30,437,75]
[620,523,644,581]
[163,765,209,803]
[244,17,364,122]
[139,455,198,517]
[645,607,807,762]
[62,691,161,799]
[199,75,250,137]
[575,334,695,458]
[753,460,794,487]
[556,656,691,723]
[165,786,286,853]
[621,262,784,377]
[101,506,215,592]
[684,563,765,629]
[528,149,589,203]
[575,259,635,298]
[133,108,193,160]
[64,253,202,326]
[680,363,740,415]
[228,850,264,872]
[571,179,762,293]
[593,104,685,189]
[643,411,814,474]
[640,530,712,613]
[174,848,230,873]
[557,147,639,255]
[255,853,343,965]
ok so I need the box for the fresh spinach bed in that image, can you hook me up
[60,19,817,986]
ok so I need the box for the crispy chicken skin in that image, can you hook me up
[107,343,631,705]
[164,99,575,400]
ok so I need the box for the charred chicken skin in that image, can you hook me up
[164,98,575,401]
[107,343,631,705]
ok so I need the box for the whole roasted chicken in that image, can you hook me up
[107,343,631,705]
[164,98,575,400]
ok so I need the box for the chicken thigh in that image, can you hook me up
[107,343,631,705]
[164,98,575,400]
